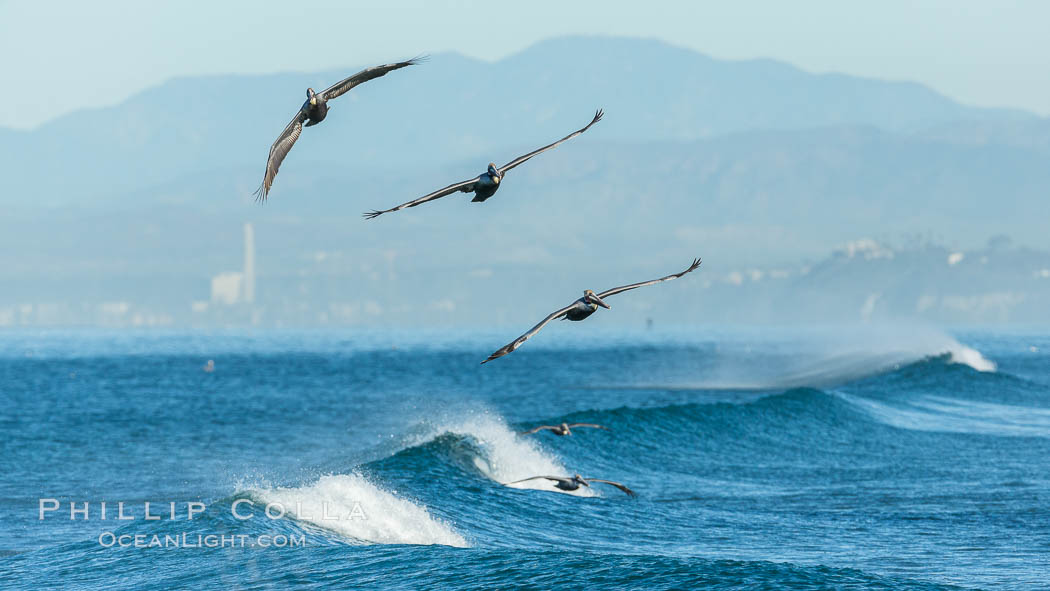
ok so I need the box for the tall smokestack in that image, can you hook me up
[243,222,255,304]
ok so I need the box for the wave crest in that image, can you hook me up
[945,341,996,372]
[628,329,998,391]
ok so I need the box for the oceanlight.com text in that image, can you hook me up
[97,532,306,548]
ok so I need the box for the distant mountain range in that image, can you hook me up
[1,36,1048,326]
[1,36,1040,204]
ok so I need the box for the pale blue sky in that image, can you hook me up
[2,0,1048,129]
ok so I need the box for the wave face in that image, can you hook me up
[3,328,1049,590]
[842,393,1050,437]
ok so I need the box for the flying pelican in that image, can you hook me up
[506,474,636,497]
[519,422,609,436]
[254,57,423,201]
[482,258,702,363]
[363,109,603,218]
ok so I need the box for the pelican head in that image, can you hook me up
[487,163,500,182]
[307,88,317,106]
[574,474,589,487]
[583,289,611,309]
[561,422,572,435]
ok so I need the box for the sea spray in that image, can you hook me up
[630,326,998,390]
[944,342,996,372]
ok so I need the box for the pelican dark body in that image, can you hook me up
[565,291,605,321]
[553,476,586,492]
[302,88,329,126]
[469,164,502,203]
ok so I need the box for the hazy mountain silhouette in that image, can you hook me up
[1,36,1039,204]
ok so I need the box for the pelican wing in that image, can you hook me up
[519,425,558,435]
[597,258,702,300]
[497,109,603,174]
[363,177,478,219]
[567,423,610,431]
[587,478,637,497]
[482,302,578,363]
[505,476,565,486]
[254,110,309,202]
[319,57,424,101]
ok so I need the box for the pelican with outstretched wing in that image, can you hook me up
[482,258,702,363]
[254,57,423,202]
[519,422,609,436]
[506,474,636,497]
[363,109,603,218]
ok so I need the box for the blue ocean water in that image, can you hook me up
[1,327,1048,590]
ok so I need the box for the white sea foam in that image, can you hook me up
[944,341,996,372]
[250,473,469,547]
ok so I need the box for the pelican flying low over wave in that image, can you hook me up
[507,474,636,497]
[255,57,423,201]
[519,422,609,436]
[482,258,702,363]
[363,109,603,218]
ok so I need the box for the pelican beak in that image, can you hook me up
[591,294,611,309]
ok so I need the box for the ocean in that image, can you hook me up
[1,327,1047,589]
